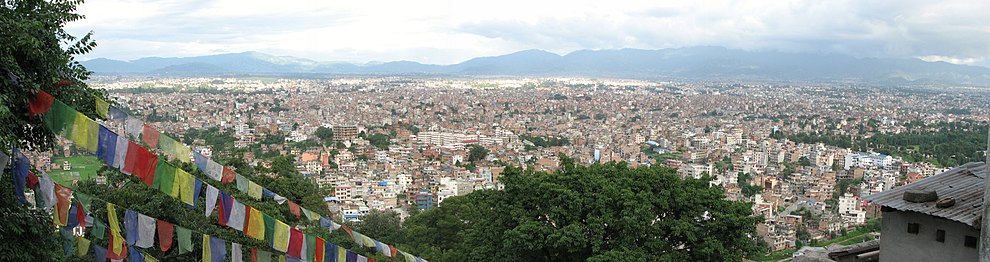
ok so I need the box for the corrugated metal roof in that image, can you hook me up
[866,162,987,227]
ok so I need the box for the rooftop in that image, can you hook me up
[867,162,987,228]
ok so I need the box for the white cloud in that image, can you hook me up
[65,0,990,66]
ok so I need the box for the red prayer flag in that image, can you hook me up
[26,172,39,189]
[141,123,160,148]
[107,230,128,259]
[251,248,259,262]
[221,166,236,183]
[54,184,73,226]
[288,228,303,258]
[76,202,87,227]
[369,259,377,262]
[389,245,398,258]
[288,201,301,218]
[28,90,54,117]
[123,141,158,185]
[315,237,325,262]
[341,225,353,238]
[157,219,174,252]
[242,204,252,232]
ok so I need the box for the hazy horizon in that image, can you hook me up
[66,0,990,67]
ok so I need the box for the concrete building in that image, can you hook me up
[867,162,985,262]
[333,125,359,142]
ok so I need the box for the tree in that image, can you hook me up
[314,126,334,145]
[467,144,488,163]
[400,158,763,261]
[1,0,102,260]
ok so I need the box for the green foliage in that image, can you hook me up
[364,133,391,150]
[467,144,488,163]
[520,135,570,148]
[0,0,104,259]
[1,0,107,150]
[314,127,334,145]
[786,121,987,167]
[399,159,763,261]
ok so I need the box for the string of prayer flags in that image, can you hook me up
[203,235,227,262]
[141,123,160,148]
[273,220,290,252]
[159,135,192,163]
[28,89,54,117]
[157,219,174,252]
[124,141,158,184]
[136,213,157,248]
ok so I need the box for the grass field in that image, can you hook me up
[47,155,103,185]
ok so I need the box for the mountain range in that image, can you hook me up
[83,47,990,84]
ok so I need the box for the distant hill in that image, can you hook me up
[83,47,990,84]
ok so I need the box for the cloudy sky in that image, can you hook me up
[66,0,990,66]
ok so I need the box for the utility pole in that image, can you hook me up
[980,123,990,261]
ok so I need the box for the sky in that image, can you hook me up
[66,0,990,66]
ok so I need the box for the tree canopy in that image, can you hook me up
[395,158,764,261]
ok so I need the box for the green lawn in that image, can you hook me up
[47,155,103,185]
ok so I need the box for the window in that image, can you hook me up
[935,230,945,242]
[965,236,978,248]
[907,223,920,234]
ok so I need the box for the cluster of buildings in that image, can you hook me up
[81,76,988,252]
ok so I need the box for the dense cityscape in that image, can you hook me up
[25,75,984,259]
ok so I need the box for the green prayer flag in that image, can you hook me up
[235,174,249,193]
[42,100,76,137]
[264,213,275,245]
[255,250,272,262]
[153,160,176,196]
[176,226,193,254]
[306,234,316,261]
[75,192,93,212]
[91,218,106,240]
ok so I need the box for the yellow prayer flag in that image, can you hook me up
[175,142,192,163]
[107,203,124,255]
[248,181,263,200]
[177,169,195,205]
[94,96,109,119]
[246,207,265,240]
[70,112,98,153]
[76,236,91,256]
[273,220,290,252]
[203,234,211,262]
[145,253,160,262]
[279,255,287,262]
[362,235,376,248]
[338,246,347,262]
